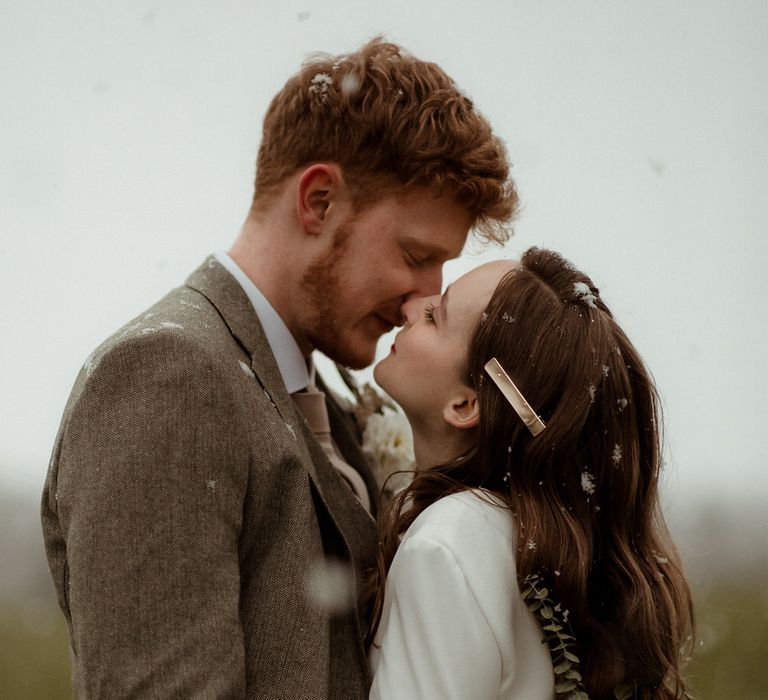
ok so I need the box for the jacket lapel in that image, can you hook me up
[184,256,377,530]
[185,256,317,476]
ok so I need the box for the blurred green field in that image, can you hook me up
[686,583,768,699]
[1,583,765,699]
[0,603,71,699]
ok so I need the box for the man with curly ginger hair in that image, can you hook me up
[42,37,517,698]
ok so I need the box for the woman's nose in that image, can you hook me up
[401,296,436,326]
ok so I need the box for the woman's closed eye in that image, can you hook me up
[423,302,437,325]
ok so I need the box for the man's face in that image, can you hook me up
[299,188,472,369]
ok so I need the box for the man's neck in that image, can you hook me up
[228,217,313,357]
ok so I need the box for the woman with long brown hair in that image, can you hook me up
[367,248,694,699]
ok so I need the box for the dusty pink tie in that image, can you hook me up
[292,382,371,512]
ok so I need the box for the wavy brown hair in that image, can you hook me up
[253,37,517,243]
[368,248,694,699]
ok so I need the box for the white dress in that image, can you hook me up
[369,490,555,700]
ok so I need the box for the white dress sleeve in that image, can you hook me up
[369,534,502,700]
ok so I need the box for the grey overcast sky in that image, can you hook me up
[1,0,766,511]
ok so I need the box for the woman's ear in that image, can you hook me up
[443,388,480,431]
[296,163,345,236]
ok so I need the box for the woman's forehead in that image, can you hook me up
[450,260,518,301]
[444,260,518,325]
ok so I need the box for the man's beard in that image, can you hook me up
[299,222,373,369]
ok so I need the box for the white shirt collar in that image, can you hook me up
[214,251,310,393]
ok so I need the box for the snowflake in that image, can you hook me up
[179,298,203,310]
[339,72,360,96]
[239,360,255,378]
[612,444,622,466]
[84,353,98,377]
[309,73,333,102]
[581,469,596,496]
[573,281,597,309]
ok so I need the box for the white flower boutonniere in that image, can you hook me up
[362,409,414,497]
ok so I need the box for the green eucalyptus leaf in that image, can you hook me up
[524,571,589,699]
[613,683,634,700]
[554,680,577,692]
[567,693,588,700]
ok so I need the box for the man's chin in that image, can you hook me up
[315,336,377,370]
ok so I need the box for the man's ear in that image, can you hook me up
[296,163,345,236]
[443,387,480,431]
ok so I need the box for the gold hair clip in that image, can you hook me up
[484,358,547,436]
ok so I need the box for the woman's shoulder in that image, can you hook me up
[401,489,516,560]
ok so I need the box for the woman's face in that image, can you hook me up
[374,260,517,425]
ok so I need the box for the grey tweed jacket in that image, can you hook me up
[41,256,379,699]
